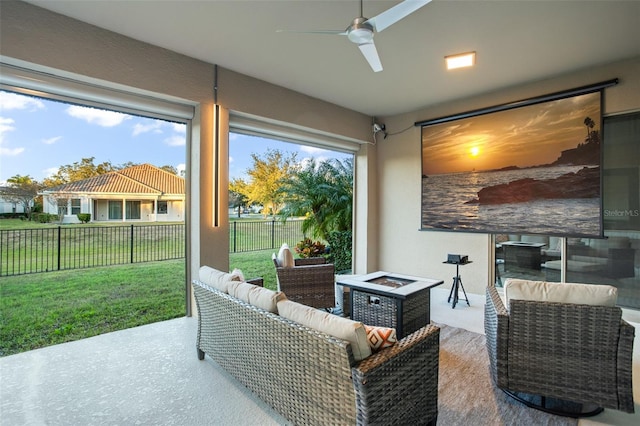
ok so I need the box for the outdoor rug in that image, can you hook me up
[436,323,577,426]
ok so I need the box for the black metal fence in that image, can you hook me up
[0,219,307,277]
[0,224,185,277]
[229,219,306,253]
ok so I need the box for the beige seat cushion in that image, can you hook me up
[229,282,286,313]
[199,266,243,293]
[504,278,617,308]
[277,299,372,361]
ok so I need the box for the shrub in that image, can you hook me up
[295,238,326,258]
[77,213,91,223]
[35,213,58,223]
[327,230,352,273]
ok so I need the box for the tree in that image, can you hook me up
[229,178,249,218]
[0,175,41,219]
[238,149,298,217]
[583,117,595,141]
[159,165,178,175]
[279,157,353,239]
[43,157,117,187]
[46,192,73,223]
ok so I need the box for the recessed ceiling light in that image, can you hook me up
[445,51,476,70]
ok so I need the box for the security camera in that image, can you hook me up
[373,123,385,133]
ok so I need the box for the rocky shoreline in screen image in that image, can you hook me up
[466,166,599,205]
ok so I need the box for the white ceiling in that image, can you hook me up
[25,0,640,117]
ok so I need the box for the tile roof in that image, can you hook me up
[43,164,185,195]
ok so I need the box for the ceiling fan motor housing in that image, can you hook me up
[347,17,374,44]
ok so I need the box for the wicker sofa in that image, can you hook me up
[485,279,635,416]
[193,266,440,426]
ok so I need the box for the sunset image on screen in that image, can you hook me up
[420,91,602,236]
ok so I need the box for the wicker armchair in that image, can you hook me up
[272,255,336,309]
[485,283,635,417]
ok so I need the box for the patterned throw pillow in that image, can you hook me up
[364,325,397,352]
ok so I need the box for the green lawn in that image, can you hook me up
[0,250,279,356]
[230,249,279,290]
[0,260,186,357]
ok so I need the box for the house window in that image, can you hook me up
[71,198,81,215]
[57,199,68,216]
[157,201,168,214]
[108,201,122,220]
[126,201,141,220]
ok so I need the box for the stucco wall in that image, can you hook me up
[377,57,640,296]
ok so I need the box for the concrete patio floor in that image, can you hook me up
[1,288,638,425]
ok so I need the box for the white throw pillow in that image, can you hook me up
[277,299,372,361]
[277,243,295,268]
[504,278,617,308]
[199,266,243,293]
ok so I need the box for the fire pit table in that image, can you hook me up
[336,271,443,339]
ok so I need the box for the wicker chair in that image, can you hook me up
[272,255,336,309]
[485,283,635,417]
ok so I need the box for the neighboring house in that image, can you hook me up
[40,164,185,223]
[0,188,28,214]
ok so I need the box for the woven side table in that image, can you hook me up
[337,271,443,339]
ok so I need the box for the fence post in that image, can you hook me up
[233,221,237,253]
[57,226,61,271]
[271,219,275,249]
[130,224,134,264]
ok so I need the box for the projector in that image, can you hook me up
[447,254,468,263]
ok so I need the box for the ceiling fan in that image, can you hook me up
[278,0,432,72]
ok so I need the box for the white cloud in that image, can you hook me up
[42,136,62,145]
[164,135,186,146]
[300,145,328,155]
[0,146,24,156]
[0,92,45,111]
[229,156,234,164]
[172,123,186,133]
[66,105,131,127]
[176,163,186,176]
[0,117,16,136]
[133,120,164,136]
[0,117,17,148]
[43,167,59,177]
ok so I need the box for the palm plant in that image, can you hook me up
[279,157,353,240]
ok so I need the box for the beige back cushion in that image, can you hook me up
[199,266,243,293]
[230,282,286,313]
[277,299,372,361]
[277,243,295,268]
[504,278,617,308]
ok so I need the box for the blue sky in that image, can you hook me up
[0,91,351,185]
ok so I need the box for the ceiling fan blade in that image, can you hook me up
[276,29,347,36]
[358,42,383,72]
[368,0,432,33]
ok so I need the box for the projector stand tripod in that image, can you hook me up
[444,260,471,309]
